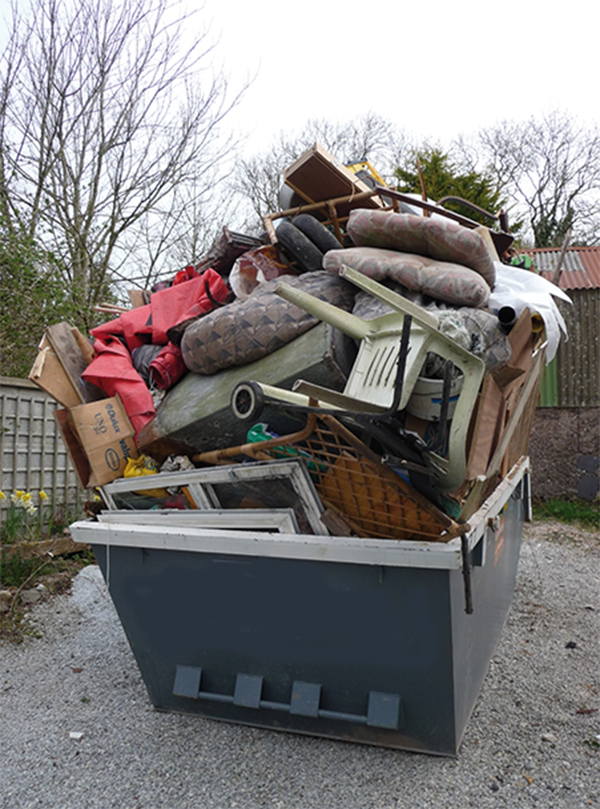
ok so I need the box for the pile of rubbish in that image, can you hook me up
[31,143,571,541]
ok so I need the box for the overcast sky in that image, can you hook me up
[201,0,598,159]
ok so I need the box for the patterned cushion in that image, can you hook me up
[181,271,355,375]
[324,246,490,308]
[347,209,496,287]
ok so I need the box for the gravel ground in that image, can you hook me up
[1,521,598,809]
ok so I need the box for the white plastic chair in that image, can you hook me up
[272,266,485,491]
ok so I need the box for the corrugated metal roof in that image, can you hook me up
[518,246,600,290]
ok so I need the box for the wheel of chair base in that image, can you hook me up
[275,220,324,273]
[292,214,343,253]
[231,381,265,422]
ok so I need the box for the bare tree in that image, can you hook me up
[231,114,413,231]
[474,111,600,247]
[299,113,410,176]
[0,0,245,325]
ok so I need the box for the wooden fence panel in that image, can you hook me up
[0,377,83,519]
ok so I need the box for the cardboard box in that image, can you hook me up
[54,396,137,488]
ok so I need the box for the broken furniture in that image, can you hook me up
[136,322,356,461]
[194,410,463,542]
[253,266,485,492]
[283,143,386,216]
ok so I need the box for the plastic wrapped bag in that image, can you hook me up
[438,308,512,371]
[229,245,296,300]
[124,454,166,498]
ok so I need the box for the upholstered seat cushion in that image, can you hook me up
[181,271,355,375]
[323,246,490,308]
[346,209,496,288]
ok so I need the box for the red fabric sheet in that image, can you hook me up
[150,269,229,344]
[90,269,229,351]
[84,269,230,437]
[81,336,155,436]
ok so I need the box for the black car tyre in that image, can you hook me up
[292,214,342,253]
[275,220,324,273]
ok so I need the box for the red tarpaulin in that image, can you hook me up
[81,336,156,435]
[90,269,229,351]
[84,269,230,437]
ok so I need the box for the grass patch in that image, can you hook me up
[532,497,600,529]
[0,547,95,590]
[0,545,95,643]
[0,552,43,589]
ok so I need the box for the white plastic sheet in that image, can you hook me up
[489,264,571,362]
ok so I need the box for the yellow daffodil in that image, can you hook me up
[39,490,48,501]
[0,490,6,500]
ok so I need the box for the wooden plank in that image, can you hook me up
[53,408,91,490]
[319,506,358,537]
[128,289,149,308]
[502,364,542,476]
[46,323,88,402]
[466,374,506,480]
[460,350,544,520]
[485,348,545,481]
[28,336,82,408]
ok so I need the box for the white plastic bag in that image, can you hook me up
[489,263,571,362]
